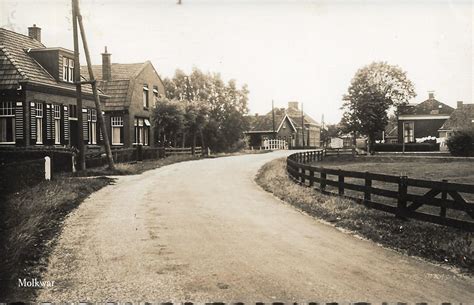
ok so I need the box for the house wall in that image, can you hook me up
[125,63,165,147]
[397,118,448,143]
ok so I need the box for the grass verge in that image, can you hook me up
[0,176,113,301]
[255,158,473,275]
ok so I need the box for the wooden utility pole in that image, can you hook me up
[272,100,275,137]
[74,0,115,170]
[301,103,305,147]
[72,0,85,170]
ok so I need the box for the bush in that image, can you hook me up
[447,129,474,157]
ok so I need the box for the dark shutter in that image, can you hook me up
[82,109,89,142]
[63,105,69,142]
[15,102,24,140]
[30,102,36,143]
[46,104,52,140]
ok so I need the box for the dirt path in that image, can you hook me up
[37,151,474,302]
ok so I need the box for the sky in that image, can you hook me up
[0,0,472,124]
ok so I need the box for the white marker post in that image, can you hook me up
[44,156,51,181]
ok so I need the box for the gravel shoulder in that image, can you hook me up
[36,151,474,302]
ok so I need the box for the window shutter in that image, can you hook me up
[46,104,52,140]
[63,105,69,142]
[15,102,24,140]
[82,109,89,142]
[30,102,36,143]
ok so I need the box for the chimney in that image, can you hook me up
[28,24,41,42]
[428,91,435,100]
[457,101,463,109]
[101,46,112,81]
[288,101,299,110]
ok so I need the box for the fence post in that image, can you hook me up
[136,144,143,161]
[44,156,51,180]
[309,169,314,187]
[338,170,344,196]
[300,167,305,185]
[364,172,371,203]
[397,175,408,218]
[440,179,448,218]
[320,172,326,191]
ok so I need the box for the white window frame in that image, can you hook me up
[87,109,97,145]
[0,102,15,144]
[111,116,123,145]
[62,57,69,81]
[68,59,74,83]
[54,104,61,144]
[403,121,415,143]
[35,103,43,144]
[143,85,149,108]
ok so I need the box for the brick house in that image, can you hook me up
[397,92,454,143]
[83,48,165,147]
[0,25,104,150]
[246,102,321,148]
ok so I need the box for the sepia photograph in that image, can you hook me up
[0,0,473,303]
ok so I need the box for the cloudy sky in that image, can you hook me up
[1,0,472,123]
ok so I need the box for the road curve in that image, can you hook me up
[37,151,474,302]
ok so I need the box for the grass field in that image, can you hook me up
[310,156,474,221]
[255,158,473,275]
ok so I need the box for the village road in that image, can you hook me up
[37,151,474,302]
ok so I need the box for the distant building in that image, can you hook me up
[83,48,165,147]
[438,101,474,150]
[0,25,103,149]
[245,101,321,148]
[397,92,454,143]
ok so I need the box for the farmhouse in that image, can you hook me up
[82,48,165,147]
[246,101,321,148]
[397,92,454,144]
[0,25,104,149]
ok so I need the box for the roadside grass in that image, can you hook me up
[71,155,201,177]
[205,149,272,159]
[0,176,113,301]
[255,158,473,275]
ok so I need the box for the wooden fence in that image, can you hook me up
[287,150,474,231]
[85,146,202,168]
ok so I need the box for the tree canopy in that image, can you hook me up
[341,62,416,152]
[162,68,249,152]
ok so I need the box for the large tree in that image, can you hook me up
[341,62,416,153]
[164,68,249,152]
[151,97,185,147]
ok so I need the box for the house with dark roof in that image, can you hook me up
[83,48,165,147]
[245,101,321,148]
[397,92,454,144]
[0,25,104,149]
[438,101,474,150]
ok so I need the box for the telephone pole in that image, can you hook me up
[72,0,85,170]
[301,103,305,147]
[72,0,115,170]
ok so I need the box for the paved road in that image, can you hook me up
[37,151,474,302]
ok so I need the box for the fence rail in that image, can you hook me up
[286,150,474,231]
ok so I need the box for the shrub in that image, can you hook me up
[446,129,474,157]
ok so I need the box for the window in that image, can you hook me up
[35,103,43,144]
[69,105,77,120]
[153,86,159,107]
[54,105,61,144]
[62,57,74,83]
[111,116,123,145]
[134,117,150,146]
[0,102,15,144]
[403,121,414,143]
[143,85,149,108]
[88,109,97,144]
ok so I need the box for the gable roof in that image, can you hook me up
[82,62,148,80]
[439,103,474,131]
[399,98,454,116]
[0,27,93,93]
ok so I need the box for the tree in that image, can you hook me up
[164,68,249,152]
[341,62,416,153]
[446,129,474,157]
[151,97,185,147]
